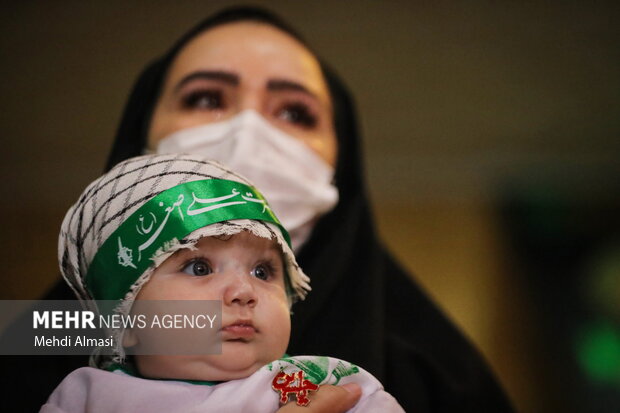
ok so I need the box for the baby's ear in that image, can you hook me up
[122,328,139,348]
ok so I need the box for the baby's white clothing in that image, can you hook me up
[41,356,404,412]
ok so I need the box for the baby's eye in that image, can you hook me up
[251,264,271,281]
[276,102,317,129]
[181,89,225,110]
[181,259,213,276]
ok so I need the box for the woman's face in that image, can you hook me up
[148,22,337,166]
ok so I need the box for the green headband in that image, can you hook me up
[85,179,289,301]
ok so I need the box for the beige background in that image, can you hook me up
[1,1,619,411]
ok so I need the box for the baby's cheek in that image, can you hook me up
[278,301,292,335]
[272,311,291,357]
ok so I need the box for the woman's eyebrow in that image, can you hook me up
[174,70,239,93]
[267,79,317,99]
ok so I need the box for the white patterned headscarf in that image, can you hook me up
[59,154,310,363]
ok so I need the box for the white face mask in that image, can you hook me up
[154,110,339,251]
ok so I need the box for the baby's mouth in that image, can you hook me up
[221,320,257,341]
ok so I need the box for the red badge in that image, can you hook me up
[272,370,319,406]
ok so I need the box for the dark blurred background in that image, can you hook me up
[1,1,619,411]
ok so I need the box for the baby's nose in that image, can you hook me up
[222,272,257,308]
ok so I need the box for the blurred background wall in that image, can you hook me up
[1,1,619,411]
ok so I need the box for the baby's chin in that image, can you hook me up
[134,352,281,382]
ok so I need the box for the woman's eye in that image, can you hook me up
[276,103,317,128]
[181,89,225,110]
[251,264,271,281]
[181,259,212,276]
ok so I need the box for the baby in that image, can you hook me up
[42,154,403,412]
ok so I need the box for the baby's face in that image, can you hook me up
[128,231,291,381]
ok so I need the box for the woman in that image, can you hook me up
[16,6,512,412]
[107,7,513,412]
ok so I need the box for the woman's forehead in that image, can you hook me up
[165,21,329,101]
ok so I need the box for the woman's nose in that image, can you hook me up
[234,86,263,115]
[222,272,257,308]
